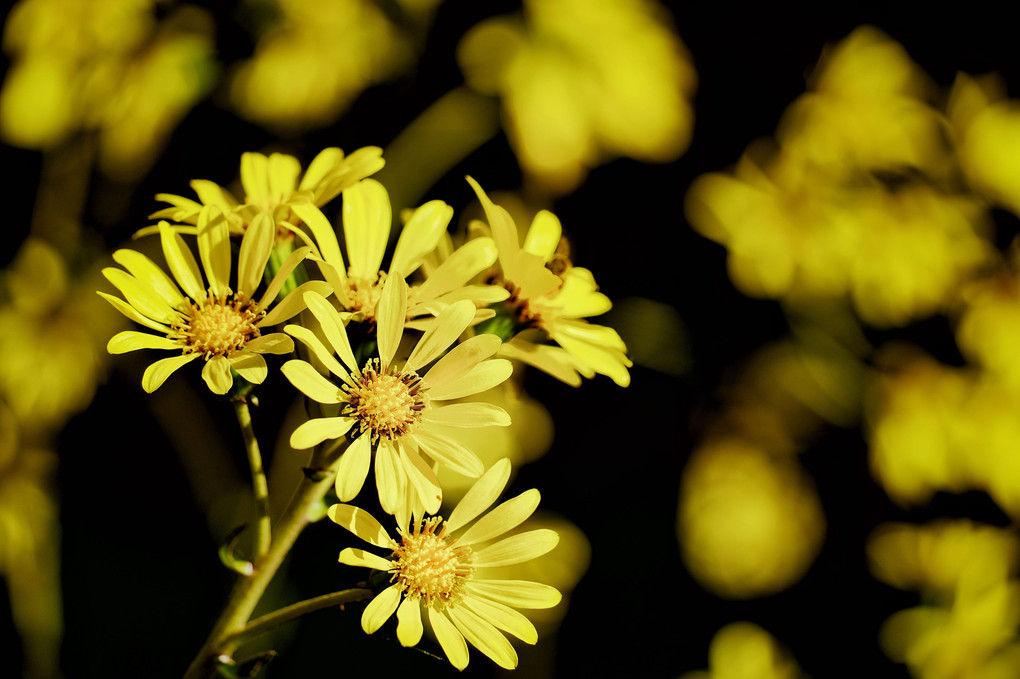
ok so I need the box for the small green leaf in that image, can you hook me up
[218,525,255,576]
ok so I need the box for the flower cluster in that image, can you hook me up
[99,146,629,670]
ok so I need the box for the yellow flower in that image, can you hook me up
[458,0,696,193]
[307,178,506,327]
[327,458,561,670]
[468,177,631,386]
[100,215,327,394]
[681,622,805,679]
[281,275,513,516]
[150,146,384,239]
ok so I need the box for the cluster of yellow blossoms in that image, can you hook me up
[98,146,630,670]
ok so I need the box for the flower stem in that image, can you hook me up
[233,399,271,560]
[181,440,347,679]
[223,588,373,649]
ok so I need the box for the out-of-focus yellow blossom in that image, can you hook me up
[956,252,1020,389]
[686,27,995,327]
[0,0,216,179]
[100,217,327,394]
[0,403,62,679]
[230,0,411,131]
[678,437,825,598]
[281,277,512,517]
[150,146,385,240]
[681,622,806,679]
[870,521,1020,679]
[949,72,1020,217]
[328,458,561,670]
[468,178,632,386]
[457,0,695,193]
[0,238,120,429]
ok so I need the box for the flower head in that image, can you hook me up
[467,177,631,386]
[328,458,561,670]
[100,212,328,394]
[281,275,513,516]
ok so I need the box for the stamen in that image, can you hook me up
[343,359,428,442]
[169,291,263,358]
[391,517,473,609]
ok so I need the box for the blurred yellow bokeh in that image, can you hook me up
[681,621,806,679]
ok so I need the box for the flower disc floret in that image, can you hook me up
[171,292,263,358]
[393,517,472,609]
[345,358,428,442]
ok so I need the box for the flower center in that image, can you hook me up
[170,292,262,357]
[343,358,428,442]
[392,517,473,609]
[346,270,385,320]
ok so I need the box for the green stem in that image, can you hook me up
[233,399,271,560]
[223,588,373,649]
[181,440,347,679]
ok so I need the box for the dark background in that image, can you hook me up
[3,1,1019,677]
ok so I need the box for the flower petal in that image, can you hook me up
[240,152,270,207]
[327,503,394,549]
[396,598,424,647]
[292,203,343,271]
[268,152,300,200]
[400,443,442,516]
[111,249,186,308]
[243,332,293,355]
[197,205,231,297]
[447,605,518,670]
[226,351,267,385]
[97,291,171,333]
[426,359,513,401]
[257,245,313,311]
[202,355,233,394]
[429,608,469,670]
[338,547,393,572]
[375,440,406,517]
[335,434,372,502]
[405,300,476,372]
[464,580,562,609]
[159,221,205,301]
[413,237,499,303]
[411,428,484,478]
[522,209,562,261]
[281,359,343,404]
[102,267,179,324]
[290,417,355,449]
[424,403,510,428]
[190,179,238,212]
[259,280,332,326]
[472,529,559,567]
[303,290,359,373]
[376,274,407,368]
[458,489,540,546]
[238,213,275,295]
[107,330,178,354]
[445,458,511,532]
[362,584,401,634]
[284,324,353,384]
[141,353,201,393]
[343,178,391,280]
[423,334,501,389]
[390,200,453,277]
[462,596,537,644]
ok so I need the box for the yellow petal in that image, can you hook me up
[335,435,372,502]
[190,179,238,213]
[390,200,453,277]
[327,503,394,548]
[281,359,343,404]
[258,246,314,310]
[426,359,513,401]
[102,267,179,324]
[338,547,393,571]
[226,351,267,385]
[405,300,475,372]
[375,440,405,517]
[414,238,498,303]
[259,281,332,326]
[303,290,359,373]
[458,489,540,546]
[400,443,443,515]
[141,353,201,393]
[466,177,520,275]
[111,249,186,308]
[268,152,301,201]
[202,355,233,394]
[424,334,501,389]
[462,597,537,644]
[429,608,469,670]
[97,291,171,333]
[284,324,353,384]
[396,598,424,647]
[107,330,178,354]
[472,529,559,567]
[292,203,343,271]
[238,213,275,295]
[362,584,401,634]
[447,605,517,670]
[424,403,510,428]
[523,210,562,261]
[300,147,344,192]
[290,417,355,449]
[197,205,231,297]
[464,580,562,609]
[159,221,205,300]
[445,458,511,532]
[240,152,270,207]
[411,428,484,478]
[377,275,408,368]
[243,333,293,355]
[343,178,391,280]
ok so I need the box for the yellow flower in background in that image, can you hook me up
[468,178,632,386]
[100,216,326,394]
[229,0,411,131]
[328,458,561,670]
[956,254,1020,389]
[681,622,806,679]
[678,437,825,599]
[0,0,216,179]
[458,0,695,193]
[0,239,121,429]
[281,276,512,516]
[151,146,385,238]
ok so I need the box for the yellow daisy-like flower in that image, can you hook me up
[149,146,384,237]
[327,458,561,670]
[100,212,328,394]
[281,275,512,516]
[467,177,631,386]
[307,177,507,327]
